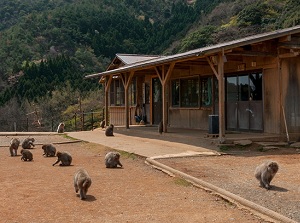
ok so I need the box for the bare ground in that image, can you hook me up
[0,135,268,223]
[158,145,300,222]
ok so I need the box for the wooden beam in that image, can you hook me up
[124,71,134,129]
[154,66,163,84]
[163,62,175,85]
[206,56,219,79]
[279,35,291,42]
[227,51,277,57]
[218,52,225,142]
[278,52,300,58]
[104,75,113,127]
[278,43,300,49]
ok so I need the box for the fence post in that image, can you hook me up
[91,110,94,131]
[81,111,85,131]
[51,117,54,132]
[74,112,77,131]
[26,117,29,132]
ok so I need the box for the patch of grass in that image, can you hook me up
[257,146,264,152]
[219,145,231,152]
[61,134,78,141]
[174,177,192,187]
[118,150,137,160]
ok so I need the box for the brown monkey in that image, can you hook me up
[158,121,163,134]
[42,144,56,157]
[74,168,92,200]
[52,151,72,166]
[20,149,33,161]
[9,138,20,156]
[21,137,35,149]
[105,151,123,168]
[105,124,114,136]
[57,122,65,133]
[100,120,105,129]
[255,161,279,190]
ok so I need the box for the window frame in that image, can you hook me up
[170,75,214,109]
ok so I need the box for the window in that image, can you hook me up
[180,78,199,107]
[171,76,213,108]
[110,77,136,106]
[128,77,136,106]
[200,77,212,107]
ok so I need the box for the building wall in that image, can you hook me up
[169,108,211,130]
[281,57,300,133]
[263,67,281,134]
[109,106,136,126]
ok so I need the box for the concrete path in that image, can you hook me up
[67,127,220,158]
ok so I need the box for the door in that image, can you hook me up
[226,73,263,131]
[152,78,162,125]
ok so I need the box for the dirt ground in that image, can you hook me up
[159,145,300,222]
[0,135,268,223]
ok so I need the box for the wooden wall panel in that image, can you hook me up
[263,67,281,134]
[281,57,300,133]
[109,107,136,126]
[169,109,211,130]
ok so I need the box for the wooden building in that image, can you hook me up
[86,25,300,141]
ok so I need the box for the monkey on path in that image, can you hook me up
[42,144,56,157]
[158,121,163,134]
[105,151,123,168]
[100,120,105,129]
[255,161,279,190]
[105,124,114,136]
[57,122,65,133]
[74,168,92,200]
[52,151,72,166]
[9,138,20,156]
[20,149,33,161]
[21,137,35,149]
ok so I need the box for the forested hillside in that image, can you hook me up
[0,0,299,131]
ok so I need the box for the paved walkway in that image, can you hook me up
[67,126,220,158]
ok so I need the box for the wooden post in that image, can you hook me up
[155,63,175,133]
[105,75,112,127]
[218,52,225,141]
[121,71,134,129]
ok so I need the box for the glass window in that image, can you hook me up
[109,77,137,106]
[200,77,212,107]
[171,76,214,108]
[180,77,199,107]
[249,73,262,100]
[171,80,180,107]
[128,77,136,106]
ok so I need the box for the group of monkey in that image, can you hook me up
[101,120,279,190]
[8,136,123,200]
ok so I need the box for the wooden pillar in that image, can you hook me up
[155,63,175,133]
[121,71,134,129]
[104,75,112,127]
[206,53,226,142]
[218,52,225,141]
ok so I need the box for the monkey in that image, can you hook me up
[9,138,20,156]
[21,137,35,149]
[20,149,33,161]
[52,151,72,166]
[254,161,279,190]
[57,122,65,133]
[158,121,163,134]
[42,144,56,157]
[105,124,114,136]
[100,120,105,129]
[105,151,123,168]
[74,168,92,200]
